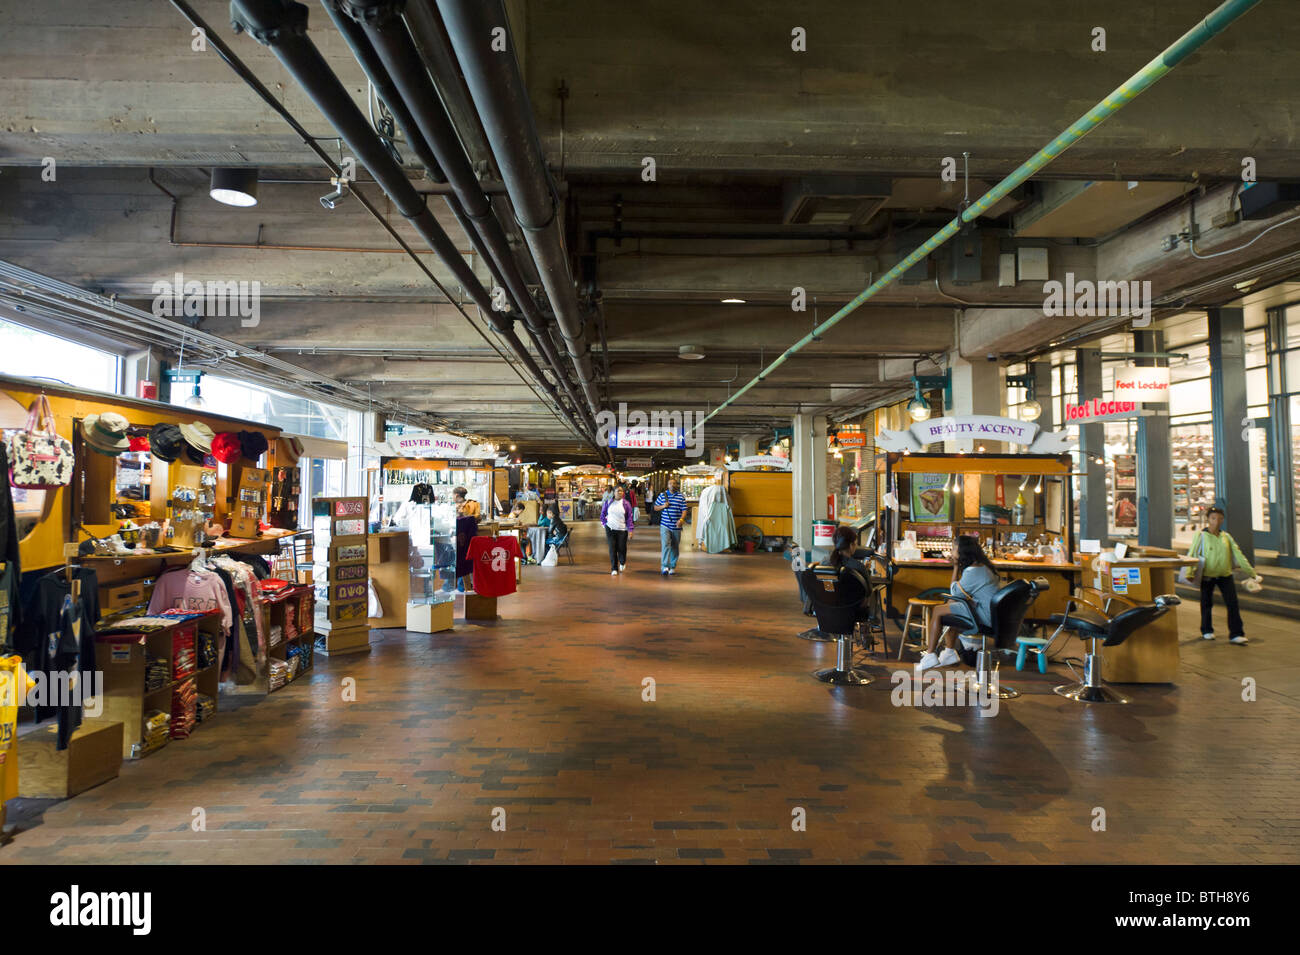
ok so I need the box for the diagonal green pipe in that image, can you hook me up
[689,0,1262,434]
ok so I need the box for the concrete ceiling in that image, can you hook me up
[1,0,1299,462]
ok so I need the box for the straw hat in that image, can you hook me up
[81,412,130,456]
[180,421,215,453]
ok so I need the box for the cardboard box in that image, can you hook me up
[454,591,498,621]
[19,719,124,798]
[406,600,454,634]
[316,625,370,655]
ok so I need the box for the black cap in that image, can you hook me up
[149,423,185,463]
[239,430,269,462]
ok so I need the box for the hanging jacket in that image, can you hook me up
[0,449,22,649]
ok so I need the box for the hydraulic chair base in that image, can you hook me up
[975,649,1019,700]
[814,634,873,686]
[1053,650,1128,704]
[797,627,836,642]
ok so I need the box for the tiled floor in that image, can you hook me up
[3,522,1297,864]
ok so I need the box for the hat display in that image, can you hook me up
[149,423,185,463]
[211,431,243,464]
[239,430,269,463]
[278,435,303,465]
[179,421,215,454]
[82,412,131,456]
[127,434,151,453]
[183,441,209,465]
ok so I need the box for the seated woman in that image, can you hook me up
[919,535,1001,672]
[524,506,569,563]
[508,500,527,522]
[823,524,878,623]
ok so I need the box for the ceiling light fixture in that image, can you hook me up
[184,382,206,410]
[678,345,706,360]
[209,167,259,207]
[721,298,746,304]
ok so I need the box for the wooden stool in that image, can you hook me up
[899,597,945,660]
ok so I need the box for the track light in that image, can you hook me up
[320,175,350,210]
[210,167,258,207]
[1034,475,1043,494]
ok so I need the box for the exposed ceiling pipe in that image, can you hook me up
[686,0,1264,435]
[432,0,603,422]
[226,0,596,448]
[327,0,595,436]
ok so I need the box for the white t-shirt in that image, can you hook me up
[605,500,628,531]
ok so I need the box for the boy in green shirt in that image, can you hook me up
[1191,507,1262,644]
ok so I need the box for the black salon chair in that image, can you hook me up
[800,566,873,685]
[1045,594,1181,703]
[942,577,1050,701]
[792,545,835,643]
[860,550,896,657]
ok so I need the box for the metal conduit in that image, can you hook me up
[432,0,603,419]
[227,0,595,446]
[326,0,595,436]
[689,0,1263,433]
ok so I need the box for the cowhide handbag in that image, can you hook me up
[6,394,74,489]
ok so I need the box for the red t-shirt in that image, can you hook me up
[467,535,524,597]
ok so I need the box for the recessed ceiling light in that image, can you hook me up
[721,298,746,304]
[210,167,259,207]
[678,345,706,360]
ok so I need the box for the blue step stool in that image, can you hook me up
[1015,636,1050,674]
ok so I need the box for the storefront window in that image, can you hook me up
[0,319,119,393]
[171,375,347,441]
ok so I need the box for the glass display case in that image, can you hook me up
[405,502,458,606]
[380,459,494,527]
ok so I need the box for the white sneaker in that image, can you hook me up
[1202,633,1215,640]
[611,570,618,576]
[937,647,961,668]
[917,652,940,672]
[1229,635,1249,645]
[619,564,626,572]
[668,568,676,575]
[661,567,668,576]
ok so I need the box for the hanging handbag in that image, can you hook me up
[1176,531,1204,588]
[6,394,74,489]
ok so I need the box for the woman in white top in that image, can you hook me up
[600,485,636,575]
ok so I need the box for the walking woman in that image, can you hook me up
[601,485,635,575]
[1191,506,1263,644]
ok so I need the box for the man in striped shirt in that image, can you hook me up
[654,478,688,575]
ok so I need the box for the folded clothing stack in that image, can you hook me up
[284,603,298,641]
[269,659,290,691]
[286,639,311,675]
[173,627,197,679]
[170,680,197,738]
[134,710,170,757]
[196,693,216,723]
[269,624,283,648]
[145,656,169,692]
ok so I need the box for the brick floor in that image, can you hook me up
[3,521,1297,864]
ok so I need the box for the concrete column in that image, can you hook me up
[1134,330,1173,548]
[1076,348,1108,544]
[1030,360,1054,432]
[737,433,761,458]
[1208,307,1256,565]
[946,355,1001,451]
[792,412,828,551]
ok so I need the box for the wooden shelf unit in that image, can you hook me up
[94,611,223,759]
[262,584,315,691]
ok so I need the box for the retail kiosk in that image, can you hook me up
[724,455,793,543]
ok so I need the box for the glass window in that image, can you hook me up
[1164,314,1209,348]
[1287,306,1300,348]
[0,319,119,393]
[171,375,348,440]
[1171,423,1216,542]
[1169,379,1212,418]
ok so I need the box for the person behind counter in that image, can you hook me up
[919,535,1000,673]
[1192,506,1262,644]
[453,486,481,519]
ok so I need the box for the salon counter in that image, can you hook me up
[888,558,1080,620]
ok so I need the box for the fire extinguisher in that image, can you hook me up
[827,494,836,521]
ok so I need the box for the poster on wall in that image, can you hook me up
[1113,453,1137,528]
[910,473,951,523]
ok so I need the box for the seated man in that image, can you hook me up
[919,536,1000,672]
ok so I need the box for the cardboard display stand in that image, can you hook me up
[312,496,371,655]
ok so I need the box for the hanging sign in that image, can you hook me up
[876,415,1074,453]
[624,457,655,469]
[394,432,472,457]
[610,427,683,450]
[1114,366,1170,403]
[1064,398,1139,424]
[727,455,793,471]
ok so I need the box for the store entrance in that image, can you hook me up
[1246,416,1283,553]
